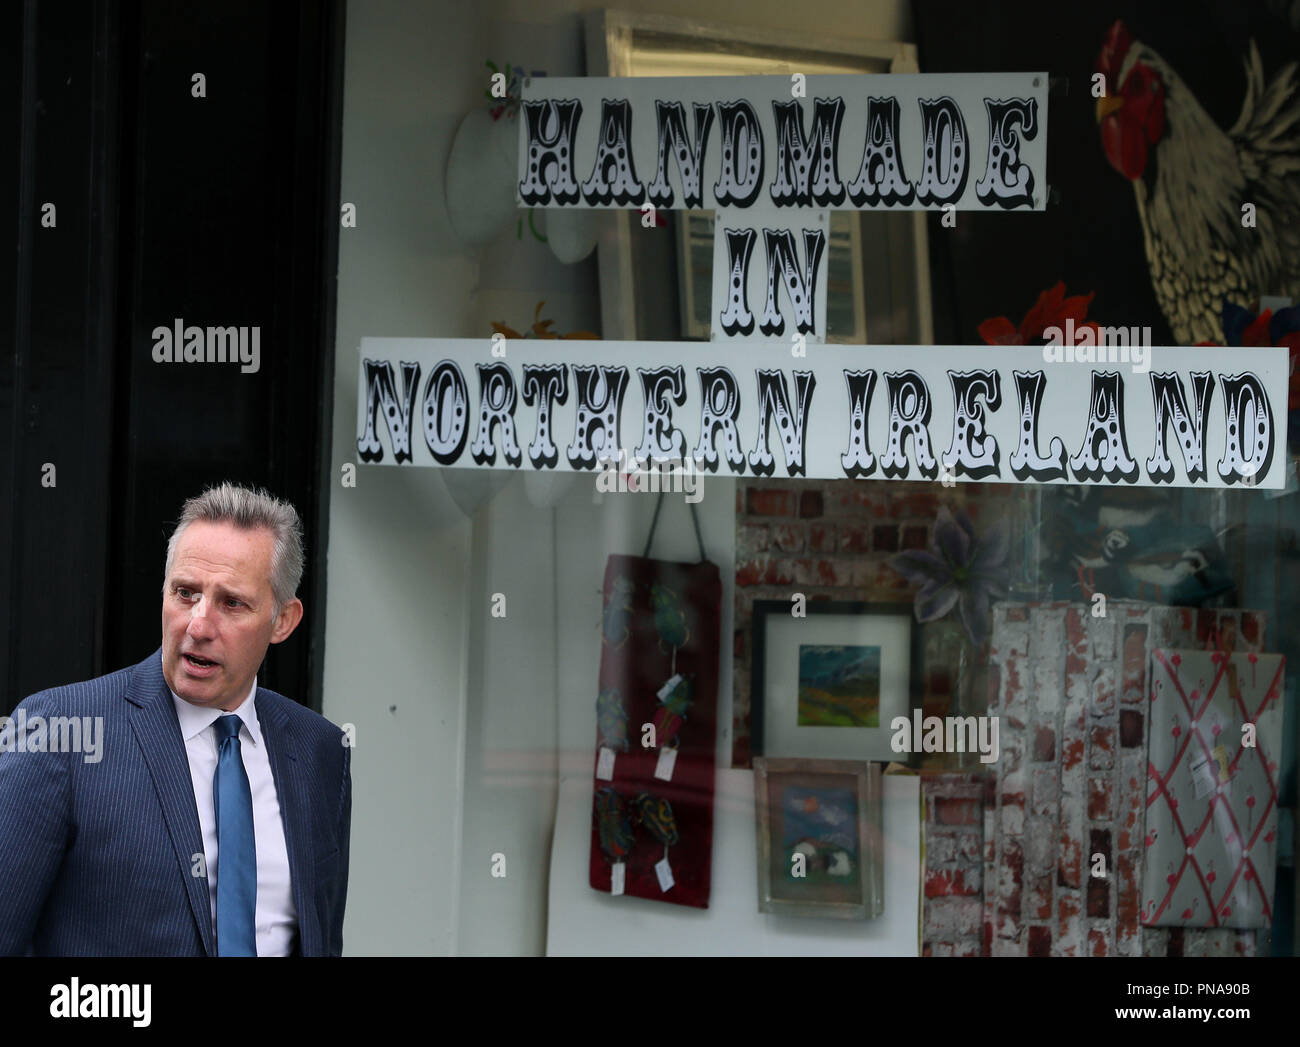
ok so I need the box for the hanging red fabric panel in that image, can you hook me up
[588,550,720,908]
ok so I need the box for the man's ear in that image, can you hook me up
[270,598,304,644]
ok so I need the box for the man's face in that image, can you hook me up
[161,520,302,710]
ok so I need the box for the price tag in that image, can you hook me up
[610,862,625,896]
[596,746,616,781]
[654,745,678,781]
[1190,754,1217,800]
[657,674,682,699]
[654,857,675,893]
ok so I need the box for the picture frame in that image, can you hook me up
[753,757,883,919]
[750,600,921,764]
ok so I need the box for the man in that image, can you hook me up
[0,483,351,956]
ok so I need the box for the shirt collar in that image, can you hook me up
[170,676,262,747]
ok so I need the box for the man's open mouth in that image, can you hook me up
[183,653,219,668]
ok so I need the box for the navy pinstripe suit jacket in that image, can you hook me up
[0,649,351,956]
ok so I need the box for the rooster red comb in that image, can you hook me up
[1095,20,1132,88]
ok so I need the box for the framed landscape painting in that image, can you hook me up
[751,600,920,763]
[753,757,884,919]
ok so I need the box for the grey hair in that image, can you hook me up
[164,482,305,619]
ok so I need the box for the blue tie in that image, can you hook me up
[214,714,257,956]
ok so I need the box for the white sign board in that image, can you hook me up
[517,74,1049,213]
[518,73,1048,341]
[357,339,1288,489]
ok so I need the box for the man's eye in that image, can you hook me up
[176,588,194,599]
[226,598,243,608]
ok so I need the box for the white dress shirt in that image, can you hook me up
[170,678,298,956]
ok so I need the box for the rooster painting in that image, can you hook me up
[1094,20,1300,344]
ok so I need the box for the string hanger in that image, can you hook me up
[643,490,708,563]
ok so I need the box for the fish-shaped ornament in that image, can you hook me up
[635,792,680,851]
[601,577,636,650]
[596,688,629,753]
[595,787,636,895]
[635,792,680,893]
[650,582,690,673]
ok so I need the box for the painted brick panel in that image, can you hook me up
[913,602,1267,959]
[1056,892,1082,956]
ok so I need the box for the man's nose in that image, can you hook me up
[187,597,216,634]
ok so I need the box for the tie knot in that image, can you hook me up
[215,714,242,743]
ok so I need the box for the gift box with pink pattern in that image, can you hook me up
[1141,649,1285,928]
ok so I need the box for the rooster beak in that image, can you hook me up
[1096,94,1124,122]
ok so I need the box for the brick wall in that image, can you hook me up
[981,601,1266,957]
[731,478,1022,767]
[920,606,1267,957]
[922,772,990,956]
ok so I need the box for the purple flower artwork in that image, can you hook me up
[888,506,1010,647]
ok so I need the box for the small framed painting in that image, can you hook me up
[753,757,883,919]
[750,600,920,763]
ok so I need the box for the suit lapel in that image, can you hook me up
[125,652,216,956]
[258,690,320,956]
